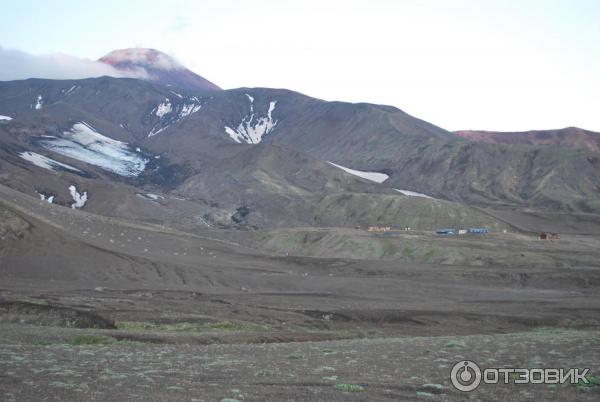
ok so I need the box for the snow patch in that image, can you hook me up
[64,85,79,96]
[328,162,389,183]
[34,95,43,110]
[0,115,12,121]
[197,216,211,227]
[154,98,172,117]
[68,185,88,209]
[37,192,55,203]
[19,151,82,173]
[136,193,164,202]
[224,98,278,144]
[179,103,202,118]
[148,125,168,137]
[246,94,254,112]
[395,189,435,199]
[40,122,148,177]
[148,96,202,137]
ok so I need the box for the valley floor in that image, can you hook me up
[2,184,600,401]
[1,327,599,401]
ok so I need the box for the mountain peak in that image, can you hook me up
[99,48,184,71]
[99,48,221,92]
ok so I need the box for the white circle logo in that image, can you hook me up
[451,360,482,391]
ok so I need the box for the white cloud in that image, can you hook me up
[0,46,147,81]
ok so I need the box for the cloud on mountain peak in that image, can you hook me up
[0,46,148,81]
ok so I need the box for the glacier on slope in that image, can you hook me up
[40,122,148,177]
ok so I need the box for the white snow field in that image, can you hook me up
[327,162,389,183]
[394,189,435,199]
[19,151,82,173]
[41,122,148,177]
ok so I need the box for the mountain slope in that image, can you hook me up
[1,76,600,216]
[454,127,600,153]
[0,77,502,230]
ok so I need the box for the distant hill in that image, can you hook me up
[454,127,600,153]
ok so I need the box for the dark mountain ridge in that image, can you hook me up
[1,75,599,227]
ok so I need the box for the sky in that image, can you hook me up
[1,0,599,131]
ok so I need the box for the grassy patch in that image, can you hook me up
[525,327,575,342]
[444,340,466,348]
[116,320,267,333]
[116,321,156,331]
[255,368,274,377]
[49,381,81,389]
[207,321,248,331]
[68,335,111,345]
[287,351,305,360]
[335,383,364,392]
[402,245,415,258]
[117,321,204,332]
[575,374,600,388]
[422,249,436,262]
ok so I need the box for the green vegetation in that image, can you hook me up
[255,368,274,377]
[444,340,466,348]
[403,244,415,258]
[423,249,436,262]
[16,298,49,306]
[116,320,266,333]
[527,327,571,340]
[207,321,242,330]
[116,321,204,332]
[287,351,305,360]
[575,374,600,388]
[334,383,364,392]
[423,383,444,390]
[68,335,111,345]
[49,381,81,389]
